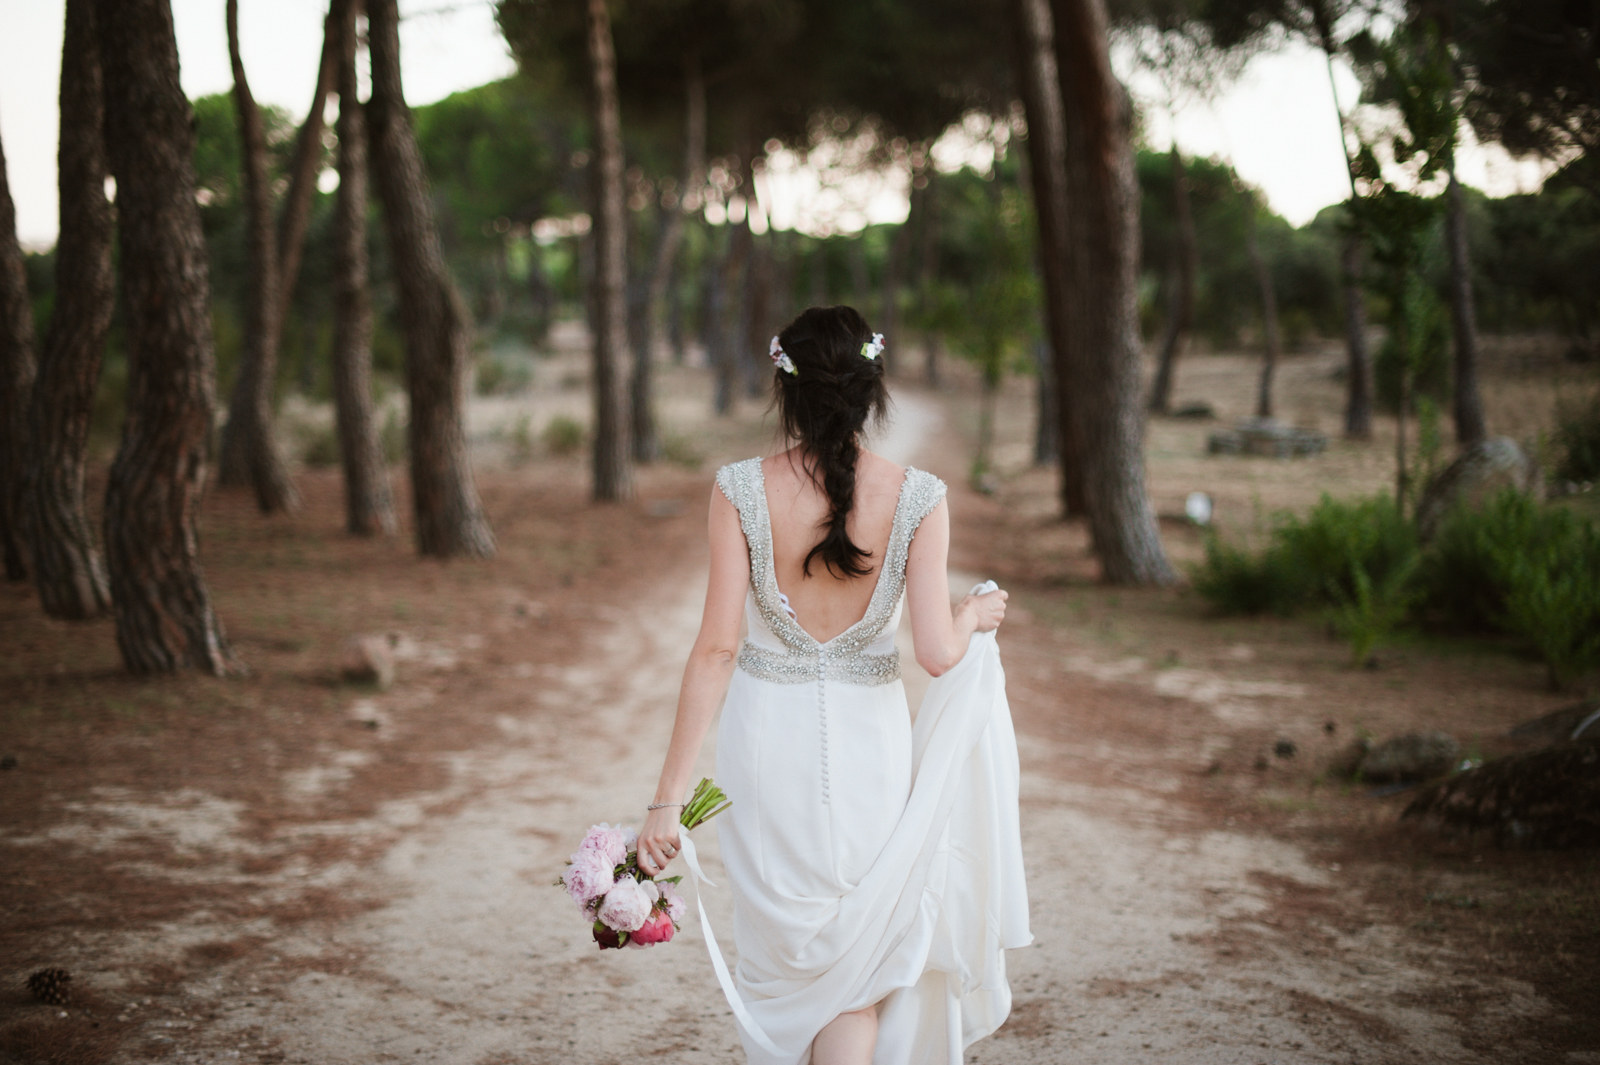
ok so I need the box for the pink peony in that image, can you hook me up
[563,850,614,907]
[597,876,653,933]
[658,881,688,924]
[628,910,676,948]
[579,823,630,867]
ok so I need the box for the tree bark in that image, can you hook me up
[1033,339,1058,464]
[331,0,395,537]
[217,0,300,513]
[1147,143,1196,415]
[1244,190,1282,419]
[1050,0,1175,585]
[1445,168,1486,446]
[879,208,913,375]
[25,0,114,618]
[95,0,236,674]
[273,4,340,333]
[367,0,495,555]
[1013,0,1087,513]
[1340,235,1373,439]
[584,0,632,499]
[0,111,37,581]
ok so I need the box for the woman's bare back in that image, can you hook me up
[762,447,906,644]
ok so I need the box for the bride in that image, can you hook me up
[636,305,1031,1065]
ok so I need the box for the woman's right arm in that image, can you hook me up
[635,484,749,875]
[904,499,1006,678]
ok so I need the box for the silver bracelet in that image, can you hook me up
[647,802,684,811]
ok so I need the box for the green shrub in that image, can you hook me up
[1191,534,1301,615]
[1499,514,1600,689]
[1554,390,1600,483]
[1327,551,1420,665]
[542,415,586,456]
[1418,489,1541,629]
[1277,493,1418,609]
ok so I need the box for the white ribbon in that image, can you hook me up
[676,827,785,1057]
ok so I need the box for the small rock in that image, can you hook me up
[1253,754,1270,771]
[1171,401,1216,420]
[1274,739,1298,759]
[1327,737,1372,778]
[0,754,16,770]
[340,635,396,690]
[1360,731,1461,784]
[1324,721,1337,734]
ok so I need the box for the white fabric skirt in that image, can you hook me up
[711,628,1031,1065]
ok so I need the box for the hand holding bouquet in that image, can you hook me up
[557,778,730,950]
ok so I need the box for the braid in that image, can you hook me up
[772,306,889,580]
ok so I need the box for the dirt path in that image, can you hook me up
[11,389,1557,1065]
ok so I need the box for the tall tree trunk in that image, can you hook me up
[1340,236,1373,439]
[217,0,300,513]
[26,0,114,617]
[274,5,339,333]
[1051,0,1175,585]
[630,54,705,462]
[740,228,772,399]
[1147,144,1197,415]
[584,0,632,500]
[1243,190,1282,419]
[1013,0,1087,513]
[808,237,827,308]
[711,222,749,414]
[331,0,394,537]
[366,0,495,555]
[96,0,236,674]
[1445,168,1486,446]
[0,113,37,581]
[1312,24,1374,442]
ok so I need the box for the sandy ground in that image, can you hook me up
[74,390,1556,1065]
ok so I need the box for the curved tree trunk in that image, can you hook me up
[1446,168,1486,446]
[331,0,395,537]
[1051,0,1175,585]
[585,0,632,500]
[1147,143,1196,415]
[96,0,237,675]
[1341,235,1373,439]
[1244,190,1282,419]
[367,0,495,555]
[217,0,300,513]
[0,113,37,582]
[26,0,114,618]
[1012,0,1087,513]
[275,10,340,333]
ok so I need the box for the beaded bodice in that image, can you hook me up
[716,457,948,687]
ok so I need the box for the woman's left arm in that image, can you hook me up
[635,485,749,875]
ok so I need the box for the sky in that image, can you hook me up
[0,0,1562,248]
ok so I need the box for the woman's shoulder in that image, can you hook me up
[899,465,948,525]
[714,457,764,512]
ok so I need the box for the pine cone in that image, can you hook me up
[26,968,72,1006]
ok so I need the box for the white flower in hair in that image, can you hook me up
[860,333,885,361]
[770,335,797,376]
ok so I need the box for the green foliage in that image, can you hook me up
[1276,494,1419,607]
[1554,391,1600,483]
[1327,552,1420,666]
[1375,290,1450,412]
[542,415,586,456]
[1502,531,1600,689]
[1190,534,1301,616]
[1419,488,1544,629]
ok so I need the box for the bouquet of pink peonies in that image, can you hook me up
[558,778,730,950]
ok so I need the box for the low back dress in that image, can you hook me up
[708,457,1032,1065]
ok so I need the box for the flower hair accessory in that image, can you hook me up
[860,333,885,361]
[769,336,797,376]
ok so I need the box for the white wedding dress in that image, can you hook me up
[697,458,1032,1065]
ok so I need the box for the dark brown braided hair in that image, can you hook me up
[771,306,890,579]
